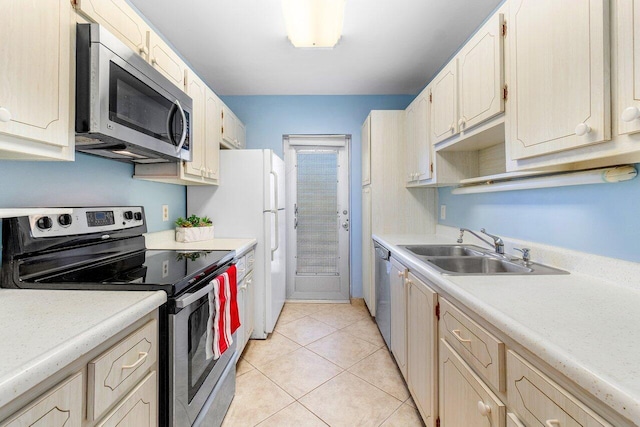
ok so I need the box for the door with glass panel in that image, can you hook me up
[284,135,350,301]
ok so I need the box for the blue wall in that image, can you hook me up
[221,95,414,298]
[0,153,186,234]
[438,166,640,263]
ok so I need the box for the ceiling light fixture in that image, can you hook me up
[281,0,346,48]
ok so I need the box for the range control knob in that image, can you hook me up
[123,211,134,220]
[36,216,53,230]
[134,212,143,221]
[58,214,73,227]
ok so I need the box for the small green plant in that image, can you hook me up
[175,214,213,228]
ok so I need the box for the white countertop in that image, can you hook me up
[373,232,640,426]
[0,289,166,408]
[144,230,257,256]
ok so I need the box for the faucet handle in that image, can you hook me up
[457,229,464,244]
[514,248,531,263]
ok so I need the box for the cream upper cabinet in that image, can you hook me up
[362,115,371,185]
[508,0,610,160]
[204,87,221,183]
[148,33,188,90]
[184,71,207,180]
[440,339,506,427]
[236,120,246,149]
[431,60,459,145]
[0,0,74,161]
[75,0,149,58]
[616,0,640,135]
[407,272,438,426]
[405,89,432,184]
[389,257,407,380]
[458,12,505,131]
[221,104,238,148]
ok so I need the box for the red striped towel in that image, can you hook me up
[206,265,241,360]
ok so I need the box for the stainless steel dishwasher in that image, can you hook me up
[374,242,391,349]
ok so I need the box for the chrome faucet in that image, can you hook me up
[457,228,505,255]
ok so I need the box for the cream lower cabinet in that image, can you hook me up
[440,339,506,427]
[406,272,438,427]
[389,257,408,380]
[0,316,158,427]
[0,0,74,161]
[236,248,256,356]
[507,0,610,160]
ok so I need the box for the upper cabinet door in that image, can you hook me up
[221,104,238,148]
[361,115,371,185]
[205,87,221,183]
[184,71,206,179]
[431,60,459,145]
[458,12,505,131]
[616,0,640,135]
[404,101,417,183]
[148,33,188,90]
[0,0,73,158]
[508,0,610,160]
[415,92,432,181]
[76,0,150,58]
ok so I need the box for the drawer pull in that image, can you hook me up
[122,352,148,370]
[452,329,471,343]
[545,420,560,427]
[477,400,491,416]
[397,271,404,277]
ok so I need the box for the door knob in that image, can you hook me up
[0,107,12,123]
[575,123,591,136]
[342,219,349,231]
[622,106,640,122]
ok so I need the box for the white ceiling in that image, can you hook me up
[128,0,503,95]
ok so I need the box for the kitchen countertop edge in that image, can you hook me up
[373,233,640,426]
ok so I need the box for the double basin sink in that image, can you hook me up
[400,244,567,275]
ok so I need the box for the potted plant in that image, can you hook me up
[175,214,214,243]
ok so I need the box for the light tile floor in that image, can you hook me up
[222,302,424,427]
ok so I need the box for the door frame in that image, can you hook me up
[283,134,351,302]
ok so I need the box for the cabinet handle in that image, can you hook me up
[0,107,12,123]
[122,351,148,369]
[450,123,455,133]
[477,401,491,417]
[138,45,149,56]
[397,271,404,278]
[575,123,591,136]
[452,329,471,343]
[151,58,157,65]
[458,118,466,128]
[622,106,640,122]
[545,420,560,427]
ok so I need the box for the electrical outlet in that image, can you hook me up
[162,260,169,278]
[162,205,169,222]
[440,205,447,220]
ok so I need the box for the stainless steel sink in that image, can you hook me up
[425,256,568,276]
[401,244,487,257]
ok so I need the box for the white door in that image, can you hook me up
[284,135,350,301]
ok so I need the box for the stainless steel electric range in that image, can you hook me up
[1,207,237,427]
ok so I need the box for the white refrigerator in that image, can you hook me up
[188,149,286,339]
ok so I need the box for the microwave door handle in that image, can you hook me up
[166,102,179,146]
[174,100,188,153]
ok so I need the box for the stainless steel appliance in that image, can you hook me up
[75,24,192,164]
[1,207,236,427]
[374,242,391,349]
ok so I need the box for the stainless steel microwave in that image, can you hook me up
[75,23,192,163]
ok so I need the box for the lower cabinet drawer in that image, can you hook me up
[507,412,525,427]
[0,372,83,427]
[88,320,158,420]
[236,256,247,281]
[440,339,506,427]
[440,297,505,392]
[507,350,612,427]
[97,371,157,427]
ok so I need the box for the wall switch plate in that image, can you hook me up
[162,205,169,221]
[440,205,446,220]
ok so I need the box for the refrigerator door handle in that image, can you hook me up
[270,170,280,260]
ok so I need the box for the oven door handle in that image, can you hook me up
[175,281,214,309]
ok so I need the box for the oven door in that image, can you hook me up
[170,283,237,426]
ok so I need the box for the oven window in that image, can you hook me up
[188,295,218,402]
[108,62,185,145]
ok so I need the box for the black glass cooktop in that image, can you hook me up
[22,249,234,296]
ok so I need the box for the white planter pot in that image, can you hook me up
[175,226,215,243]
